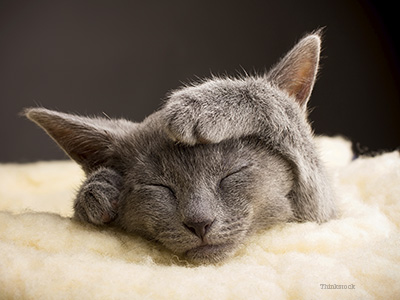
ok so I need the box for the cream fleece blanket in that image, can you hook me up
[0,137,399,300]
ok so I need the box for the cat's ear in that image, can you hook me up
[267,32,321,109]
[24,108,133,173]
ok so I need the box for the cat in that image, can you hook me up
[25,31,336,263]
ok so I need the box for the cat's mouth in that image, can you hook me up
[184,242,234,263]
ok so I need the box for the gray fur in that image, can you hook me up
[25,32,336,263]
[74,167,123,224]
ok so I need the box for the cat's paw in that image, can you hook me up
[74,167,123,225]
[162,97,234,145]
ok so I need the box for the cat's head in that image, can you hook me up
[25,108,294,263]
[25,31,332,263]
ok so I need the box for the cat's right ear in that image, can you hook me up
[24,108,133,173]
[266,32,322,110]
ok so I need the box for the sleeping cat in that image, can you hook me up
[25,32,336,263]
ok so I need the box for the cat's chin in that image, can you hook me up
[184,243,235,264]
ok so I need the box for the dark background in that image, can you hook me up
[1,0,399,162]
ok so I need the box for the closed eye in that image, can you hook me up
[148,184,176,198]
[219,165,250,187]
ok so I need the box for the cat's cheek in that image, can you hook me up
[218,181,254,215]
[117,188,179,235]
[250,180,295,228]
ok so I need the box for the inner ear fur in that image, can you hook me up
[267,32,321,108]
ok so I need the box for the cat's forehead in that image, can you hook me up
[129,136,266,181]
[142,139,249,170]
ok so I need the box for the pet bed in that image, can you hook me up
[0,136,399,300]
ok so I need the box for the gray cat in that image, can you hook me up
[25,32,336,263]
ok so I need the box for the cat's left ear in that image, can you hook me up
[267,32,321,109]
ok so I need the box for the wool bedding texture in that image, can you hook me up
[0,136,399,300]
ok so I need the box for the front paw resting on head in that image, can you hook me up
[74,167,123,225]
[161,91,253,145]
[161,99,220,145]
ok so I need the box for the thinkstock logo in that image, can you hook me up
[320,283,356,290]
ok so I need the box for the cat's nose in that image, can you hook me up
[183,219,214,240]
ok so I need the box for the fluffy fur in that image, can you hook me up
[1,137,399,299]
[23,33,336,263]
